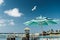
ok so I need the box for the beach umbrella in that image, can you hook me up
[24,16,57,32]
[24,16,57,26]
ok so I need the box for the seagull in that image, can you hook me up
[32,6,37,11]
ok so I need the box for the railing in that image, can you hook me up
[0,33,60,40]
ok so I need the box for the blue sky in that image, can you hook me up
[0,0,60,33]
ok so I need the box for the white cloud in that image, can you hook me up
[9,20,15,26]
[0,18,15,27]
[0,24,6,26]
[9,21,15,26]
[4,8,23,17]
[0,19,6,26]
[0,0,4,5]
[32,6,37,11]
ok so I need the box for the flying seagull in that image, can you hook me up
[32,6,37,11]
